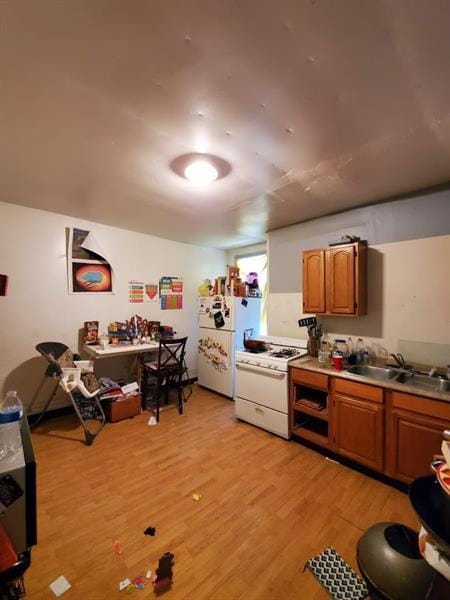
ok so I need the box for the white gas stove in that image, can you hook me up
[235,336,308,372]
[234,336,308,439]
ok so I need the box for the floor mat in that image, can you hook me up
[304,547,369,600]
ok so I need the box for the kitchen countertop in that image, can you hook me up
[289,357,450,403]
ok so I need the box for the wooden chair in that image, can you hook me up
[141,337,188,421]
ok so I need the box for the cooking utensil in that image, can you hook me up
[298,317,317,328]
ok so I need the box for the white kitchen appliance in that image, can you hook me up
[234,336,308,439]
[198,296,261,397]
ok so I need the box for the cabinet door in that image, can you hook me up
[333,394,384,471]
[326,245,355,314]
[302,249,325,313]
[386,409,446,484]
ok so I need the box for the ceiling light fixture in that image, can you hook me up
[184,160,218,184]
[170,153,232,184]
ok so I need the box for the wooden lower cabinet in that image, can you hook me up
[332,393,384,472]
[290,368,449,484]
[385,391,450,484]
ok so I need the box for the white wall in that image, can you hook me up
[268,235,450,366]
[0,202,226,412]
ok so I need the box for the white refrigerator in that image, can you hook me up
[197,295,260,397]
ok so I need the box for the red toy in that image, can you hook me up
[152,552,174,592]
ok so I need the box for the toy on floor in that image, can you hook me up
[152,552,174,592]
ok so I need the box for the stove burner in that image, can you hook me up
[268,348,300,358]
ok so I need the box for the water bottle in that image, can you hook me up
[0,391,24,460]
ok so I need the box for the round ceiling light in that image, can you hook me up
[184,160,218,184]
[170,153,232,184]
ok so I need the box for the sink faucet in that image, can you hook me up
[389,353,406,369]
[428,367,438,378]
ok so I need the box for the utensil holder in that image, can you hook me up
[308,335,320,357]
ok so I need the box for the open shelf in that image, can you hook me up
[290,371,330,447]
[294,400,328,422]
[293,417,329,448]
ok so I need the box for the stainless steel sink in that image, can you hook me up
[404,373,450,393]
[345,365,450,393]
[345,365,398,381]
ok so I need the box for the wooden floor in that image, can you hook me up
[26,385,418,599]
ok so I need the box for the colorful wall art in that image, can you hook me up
[129,280,145,303]
[129,281,159,303]
[145,283,158,302]
[67,227,114,294]
[159,276,183,310]
[72,263,112,292]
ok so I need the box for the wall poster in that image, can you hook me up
[67,228,114,294]
[159,276,183,310]
[129,281,159,303]
[129,280,145,303]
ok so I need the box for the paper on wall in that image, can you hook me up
[145,283,158,302]
[159,276,183,310]
[129,280,144,303]
[67,227,114,294]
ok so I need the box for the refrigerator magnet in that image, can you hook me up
[214,311,225,328]
[241,299,248,307]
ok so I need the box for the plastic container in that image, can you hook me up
[333,339,349,359]
[0,391,23,460]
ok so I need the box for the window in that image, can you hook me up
[236,253,267,335]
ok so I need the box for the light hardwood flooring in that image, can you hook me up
[27,385,417,599]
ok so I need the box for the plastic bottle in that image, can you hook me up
[347,337,354,355]
[355,338,364,364]
[0,391,23,460]
[318,334,331,364]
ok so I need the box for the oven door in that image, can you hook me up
[235,362,288,413]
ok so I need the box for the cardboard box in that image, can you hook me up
[106,394,142,422]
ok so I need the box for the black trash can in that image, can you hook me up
[357,522,435,600]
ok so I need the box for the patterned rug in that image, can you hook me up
[304,547,369,600]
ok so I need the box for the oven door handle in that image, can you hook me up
[236,363,286,378]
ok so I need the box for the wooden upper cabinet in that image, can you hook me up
[327,245,355,314]
[302,249,325,313]
[302,242,367,316]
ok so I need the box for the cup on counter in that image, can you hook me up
[332,351,344,371]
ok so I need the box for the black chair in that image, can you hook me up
[141,337,188,421]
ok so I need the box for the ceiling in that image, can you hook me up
[1,1,450,249]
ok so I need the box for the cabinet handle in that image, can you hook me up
[255,407,264,415]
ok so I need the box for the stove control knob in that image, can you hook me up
[274,364,279,370]
[256,361,260,366]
